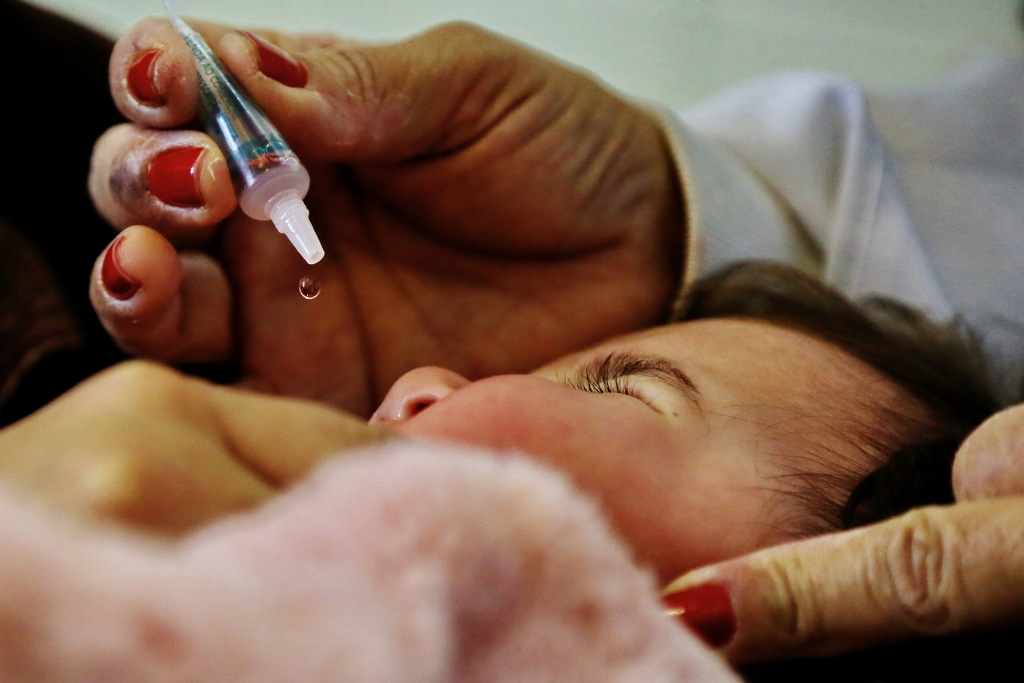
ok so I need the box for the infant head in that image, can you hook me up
[372,263,999,581]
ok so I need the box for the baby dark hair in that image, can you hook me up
[675,261,1019,682]
[672,261,1004,533]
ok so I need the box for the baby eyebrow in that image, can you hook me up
[580,352,703,406]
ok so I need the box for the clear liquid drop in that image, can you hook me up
[299,275,321,300]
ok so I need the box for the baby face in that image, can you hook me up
[372,318,913,581]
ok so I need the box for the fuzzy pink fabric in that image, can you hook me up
[0,442,739,682]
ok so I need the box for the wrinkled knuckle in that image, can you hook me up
[758,555,830,651]
[324,45,382,106]
[869,508,964,633]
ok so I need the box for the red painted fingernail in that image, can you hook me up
[127,49,165,106]
[148,147,206,207]
[102,235,139,300]
[239,31,308,88]
[662,584,736,648]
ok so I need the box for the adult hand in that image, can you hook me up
[0,361,392,534]
[661,404,1024,663]
[88,19,683,416]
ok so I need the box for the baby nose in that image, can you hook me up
[370,367,471,423]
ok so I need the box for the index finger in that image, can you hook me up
[110,18,336,130]
[111,17,201,127]
[111,17,267,128]
[663,499,1024,663]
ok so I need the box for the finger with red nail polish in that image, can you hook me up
[238,31,308,87]
[662,583,737,649]
[109,18,204,127]
[127,49,165,107]
[92,226,175,319]
[148,146,206,207]
[90,125,237,241]
[90,226,231,363]
[101,234,140,300]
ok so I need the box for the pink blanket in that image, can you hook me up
[0,442,739,681]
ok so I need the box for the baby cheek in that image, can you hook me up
[391,382,646,471]
[393,396,577,455]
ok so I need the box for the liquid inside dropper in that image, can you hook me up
[299,275,321,300]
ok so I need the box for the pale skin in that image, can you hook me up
[371,318,921,583]
[0,360,391,534]
[80,15,1024,666]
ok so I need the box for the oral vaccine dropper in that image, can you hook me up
[163,0,324,264]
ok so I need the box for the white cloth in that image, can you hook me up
[662,52,1024,386]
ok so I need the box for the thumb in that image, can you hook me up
[215,22,551,162]
[662,499,1024,663]
[953,403,1024,501]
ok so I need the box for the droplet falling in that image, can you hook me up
[299,275,321,300]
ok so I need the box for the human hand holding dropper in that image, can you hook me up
[662,403,1024,664]
[88,18,683,417]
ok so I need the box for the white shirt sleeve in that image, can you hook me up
[660,54,1024,376]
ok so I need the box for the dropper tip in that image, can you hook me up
[304,247,326,265]
[268,194,324,264]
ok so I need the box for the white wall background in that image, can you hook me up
[30,0,1024,108]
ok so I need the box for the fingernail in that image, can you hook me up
[127,49,165,106]
[102,235,139,300]
[662,583,736,648]
[239,31,308,88]
[148,146,206,207]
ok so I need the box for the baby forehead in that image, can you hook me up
[597,318,910,400]
[591,318,861,367]
[591,317,829,349]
